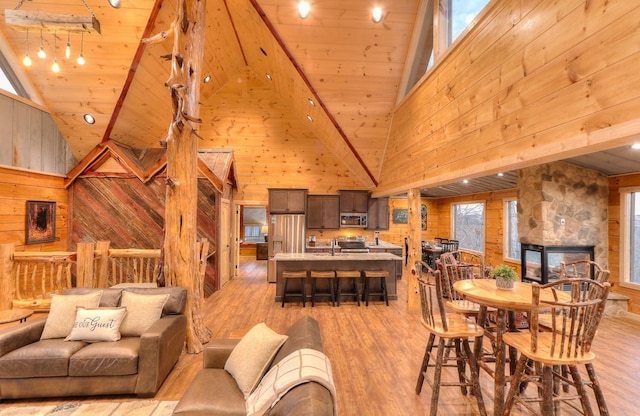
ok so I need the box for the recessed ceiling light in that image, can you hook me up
[631,143,640,150]
[203,75,212,83]
[308,98,315,107]
[297,1,311,19]
[497,172,504,177]
[306,115,313,122]
[83,114,95,124]
[462,179,469,184]
[265,73,272,80]
[260,47,268,56]
[372,7,383,23]
[108,0,121,8]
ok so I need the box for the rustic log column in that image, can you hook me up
[0,243,15,310]
[407,188,422,314]
[75,242,95,288]
[94,241,111,288]
[162,0,210,353]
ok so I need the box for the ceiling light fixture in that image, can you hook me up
[297,1,311,19]
[306,115,313,122]
[83,113,95,124]
[631,143,640,150]
[108,0,121,8]
[65,31,71,59]
[265,73,272,80]
[372,7,383,23]
[51,32,60,73]
[497,172,504,177]
[203,75,212,83]
[308,98,315,107]
[22,30,32,67]
[462,179,469,184]
[37,29,46,59]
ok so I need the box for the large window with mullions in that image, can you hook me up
[620,188,640,289]
[452,201,485,253]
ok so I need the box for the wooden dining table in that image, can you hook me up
[452,279,569,416]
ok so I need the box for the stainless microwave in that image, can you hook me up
[340,213,367,228]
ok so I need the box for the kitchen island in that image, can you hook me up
[274,252,402,303]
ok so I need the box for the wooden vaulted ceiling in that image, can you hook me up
[0,0,420,191]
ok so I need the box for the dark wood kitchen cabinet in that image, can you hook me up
[306,195,340,229]
[339,190,369,213]
[367,197,389,230]
[268,188,307,214]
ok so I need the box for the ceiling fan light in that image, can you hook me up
[297,1,310,19]
[372,7,383,23]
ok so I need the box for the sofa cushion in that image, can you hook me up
[69,337,140,376]
[0,339,87,378]
[41,292,103,340]
[65,307,127,342]
[119,291,169,336]
[224,323,288,399]
[271,316,323,368]
[172,368,247,416]
[123,287,188,315]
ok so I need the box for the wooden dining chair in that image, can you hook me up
[502,278,611,416]
[414,262,487,416]
[559,260,610,283]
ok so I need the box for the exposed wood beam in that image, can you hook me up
[4,10,101,34]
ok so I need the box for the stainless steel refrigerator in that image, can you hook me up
[267,214,305,282]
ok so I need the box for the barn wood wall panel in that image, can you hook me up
[608,173,640,314]
[379,0,640,195]
[0,166,67,251]
[0,93,75,175]
[70,176,219,296]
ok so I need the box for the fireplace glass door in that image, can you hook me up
[521,244,595,284]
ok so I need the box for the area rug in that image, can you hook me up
[0,400,178,416]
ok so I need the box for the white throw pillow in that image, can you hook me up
[224,323,288,399]
[65,307,127,342]
[40,291,103,340]
[118,291,170,336]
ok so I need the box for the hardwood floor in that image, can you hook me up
[4,258,640,415]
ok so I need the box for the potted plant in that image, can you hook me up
[490,264,518,289]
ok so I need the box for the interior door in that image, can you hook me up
[220,199,231,287]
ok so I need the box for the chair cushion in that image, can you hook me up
[0,339,87,378]
[65,307,127,342]
[69,337,140,376]
[224,322,288,399]
[41,292,103,340]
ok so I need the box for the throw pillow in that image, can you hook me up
[40,291,103,340]
[65,307,127,342]
[118,291,170,336]
[224,323,288,399]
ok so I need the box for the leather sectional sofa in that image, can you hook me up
[0,286,187,400]
[173,316,336,416]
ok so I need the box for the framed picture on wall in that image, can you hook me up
[421,204,427,230]
[26,201,56,244]
[392,208,408,224]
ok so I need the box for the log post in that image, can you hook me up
[0,243,15,310]
[95,241,111,288]
[407,188,422,314]
[76,242,95,288]
[162,0,211,353]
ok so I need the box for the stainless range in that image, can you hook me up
[337,236,369,253]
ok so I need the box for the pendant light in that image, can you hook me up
[65,31,71,59]
[37,29,46,59]
[77,31,86,65]
[23,30,32,67]
[51,32,60,73]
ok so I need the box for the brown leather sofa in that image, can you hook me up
[173,316,335,416]
[0,286,187,400]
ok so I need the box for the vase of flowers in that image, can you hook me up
[490,264,518,290]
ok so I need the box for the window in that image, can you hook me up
[0,51,27,98]
[452,202,485,252]
[402,0,490,95]
[504,199,520,260]
[244,225,261,239]
[620,188,640,288]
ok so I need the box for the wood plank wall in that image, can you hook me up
[608,173,640,314]
[70,176,219,296]
[378,0,640,196]
[0,92,75,175]
[0,165,67,251]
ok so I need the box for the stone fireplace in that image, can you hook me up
[517,161,608,282]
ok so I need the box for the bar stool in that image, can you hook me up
[335,270,361,306]
[362,270,389,306]
[309,270,336,307]
[281,270,307,307]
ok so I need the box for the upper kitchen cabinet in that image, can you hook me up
[367,197,390,230]
[268,189,307,214]
[306,195,340,229]
[339,190,369,213]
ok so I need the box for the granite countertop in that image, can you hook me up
[305,240,402,250]
[274,252,401,261]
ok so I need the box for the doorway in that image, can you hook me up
[233,204,268,280]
